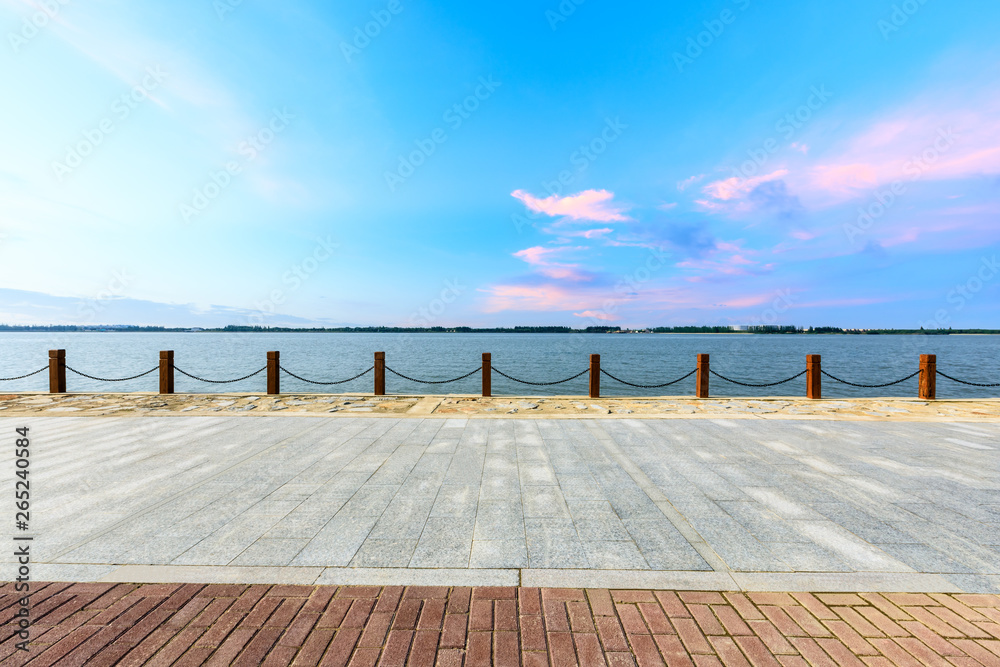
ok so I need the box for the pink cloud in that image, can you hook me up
[542,227,614,239]
[677,174,706,191]
[701,170,789,202]
[796,95,1000,202]
[719,293,776,308]
[511,245,590,282]
[809,163,878,193]
[480,284,612,313]
[513,246,564,266]
[574,310,617,321]
[511,189,631,222]
[794,297,891,308]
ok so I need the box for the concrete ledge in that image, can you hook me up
[315,567,518,587]
[35,564,986,592]
[522,570,737,590]
[97,564,324,585]
[731,572,964,593]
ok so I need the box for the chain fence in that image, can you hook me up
[174,366,267,384]
[821,369,922,389]
[280,366,374,386]
[937,371,1000,388]
[386,366,481,385]
[0,367,48,382]
[1,357,996,396]
[601,368,698,389]
[491,366,589,386]
[66,366,159,382]
[710,369,807,388]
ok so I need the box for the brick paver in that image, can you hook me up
[3,584,1000,665]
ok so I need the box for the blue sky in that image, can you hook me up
[1,0,998,328]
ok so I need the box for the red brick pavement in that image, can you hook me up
[2,583,1000,665]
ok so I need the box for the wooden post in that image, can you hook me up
[919,354,936,400]
[49,349,66,393]
[589,354,601,399]
[696,354,709,398]
[159,351,174,394]
[374,352,386,396]
[482,353,491,397]
[267,351,280,395]
[806,354,821,400]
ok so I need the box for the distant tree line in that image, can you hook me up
[0,324,997,334]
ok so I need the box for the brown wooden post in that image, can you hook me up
[919,354,936,400]
[48,349,66,393]
[589,354,601,399]
[267,351,280,395]
[696,354,709,398]
[482,353,491,397]
[159,351,174,394]
[806,354,821,400]
[374,351,386,396]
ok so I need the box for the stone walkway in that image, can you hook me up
[3,583,1000,666]
[5,416,999,593]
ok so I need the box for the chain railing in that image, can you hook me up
[0,367,47,382]
[711,369,807,388]
[281,366,374,386]
[386,366,481,385]
[937,371,1000,388]
[67,366,159,382]
[601,367,698,389]
[5,350,996,400]
[491,366,589,386]
[821,369,922,389]
[174,366,266,384]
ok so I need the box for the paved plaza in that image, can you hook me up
[5,416,999,594]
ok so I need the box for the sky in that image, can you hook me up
[1,0,998,329]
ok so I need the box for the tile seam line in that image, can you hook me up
[222,421,370,569]
[583,419,736,580]
[47,419,335,562]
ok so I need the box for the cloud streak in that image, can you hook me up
[511,189,632,222]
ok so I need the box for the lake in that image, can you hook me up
[0,332,997,398]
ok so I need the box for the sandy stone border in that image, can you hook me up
[1,392,998,421]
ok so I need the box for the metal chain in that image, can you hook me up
[280,366,374,386]
[174,366,266,384]
[601,368,697,389]
[386,366,481,385]
[66,366,158,382]
[491,366,589,386]
[0,367,48,382]
[937,371,1000,388]
[821,368,921,388]
[710,369,807,388]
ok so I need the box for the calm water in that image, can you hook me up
[0,332,997,398]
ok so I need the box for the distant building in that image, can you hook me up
[729,325,748,331]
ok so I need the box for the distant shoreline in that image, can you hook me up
[0,326,998,335]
